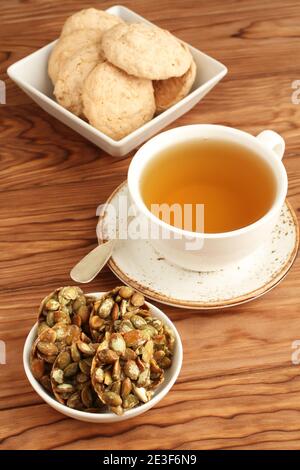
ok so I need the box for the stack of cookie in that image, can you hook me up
[48,8,196,140]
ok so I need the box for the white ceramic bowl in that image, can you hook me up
[23,292,183,423]
[7,5,227,157]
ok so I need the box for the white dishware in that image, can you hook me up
[128,124,287,271]
[23,293,183,423]
[98,182,298,309]
[7,5,227,157]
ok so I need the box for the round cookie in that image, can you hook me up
[101,22,192,80]
[54,46,104,117]
[61,8,123,37]
[48,29,102,84]
[82,62,155,140]
[154,57,197,112]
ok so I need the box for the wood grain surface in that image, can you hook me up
[1,0,300,450]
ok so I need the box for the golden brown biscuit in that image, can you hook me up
[101,23,192,80]
[48,30,102,85]
[61,8,123,37]
[154,57,196,112]
[82,62,155,140]
[54,46,104,116]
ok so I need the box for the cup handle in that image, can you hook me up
[256,130,285,160]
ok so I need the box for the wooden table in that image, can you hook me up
[1,0,300,450]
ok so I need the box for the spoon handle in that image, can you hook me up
[70,240,115,283]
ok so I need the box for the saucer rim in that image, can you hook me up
[100,181,299,310]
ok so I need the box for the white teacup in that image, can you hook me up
[127,125,287,271]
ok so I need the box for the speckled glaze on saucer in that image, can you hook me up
[99,182,299,310]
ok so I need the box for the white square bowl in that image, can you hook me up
[7,5,227,157]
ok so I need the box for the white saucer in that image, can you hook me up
[99,182,299,310]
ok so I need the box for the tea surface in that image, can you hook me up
[140,139,276,233]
